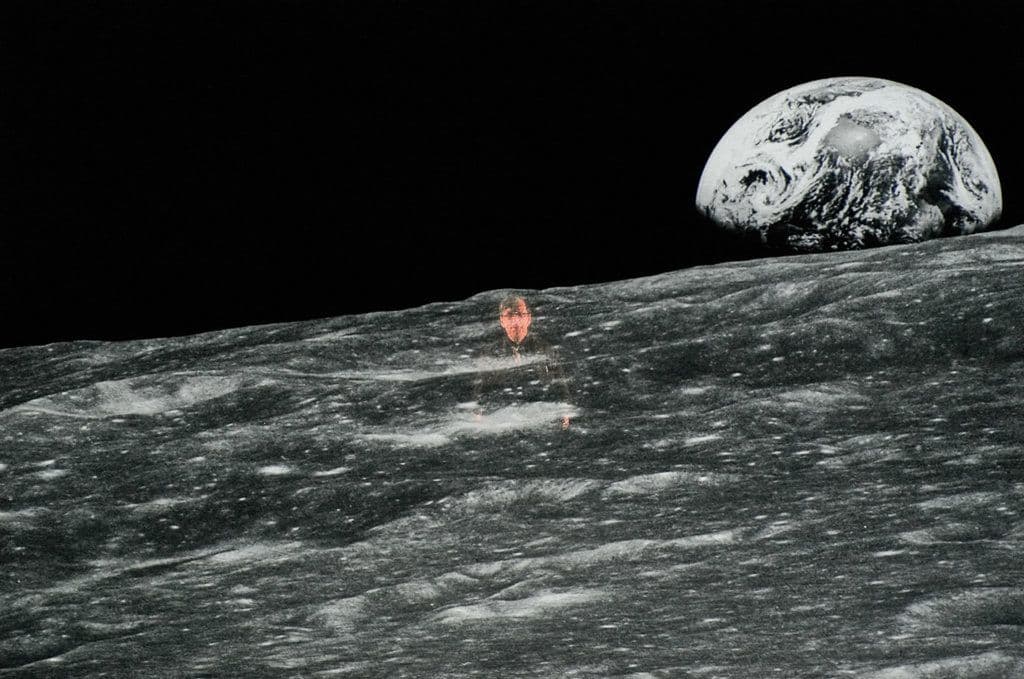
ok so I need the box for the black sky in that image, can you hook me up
[5,0,1023,348]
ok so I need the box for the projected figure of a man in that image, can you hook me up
[473,295,573,429]
[499,295,532,358]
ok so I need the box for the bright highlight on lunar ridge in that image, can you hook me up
[696,77,1002,252]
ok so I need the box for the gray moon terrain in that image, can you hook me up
[3,228,1024,677]
[696,77,1003,252]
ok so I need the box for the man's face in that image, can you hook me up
[499,298,532,344]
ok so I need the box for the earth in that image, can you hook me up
[696,77,1003,252]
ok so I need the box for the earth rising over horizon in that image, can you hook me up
[696,77,1002,252]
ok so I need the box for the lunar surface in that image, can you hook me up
[696,77,1003,252]
[3,227,1024,677]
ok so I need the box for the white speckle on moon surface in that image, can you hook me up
[206,541,305,566]
[10,374,245,418]
[359,431,451,448]
[314,595,366,633]
[676,385,713,395]
[258,465,294,476]
[122,497,195,513]
[917,491,1002,511]
[357,402,577,447]
[312,466,350,477]
[451,479,601,512]
[604,470,739,496]
[432,588,607,624]
[34,468,68,480]
[0,507,49,525]
[683,434,722,446]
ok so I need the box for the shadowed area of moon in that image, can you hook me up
[1,227,1024,676]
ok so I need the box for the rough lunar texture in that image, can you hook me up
[3,227,1024,676]
[696,77,1002,252]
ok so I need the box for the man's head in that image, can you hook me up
[498,295,532,344]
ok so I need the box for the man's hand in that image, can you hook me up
[561,415,571,430]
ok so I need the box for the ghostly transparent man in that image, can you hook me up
[472,295,573,429]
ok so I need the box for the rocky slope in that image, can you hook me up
[2,227,1023,677]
